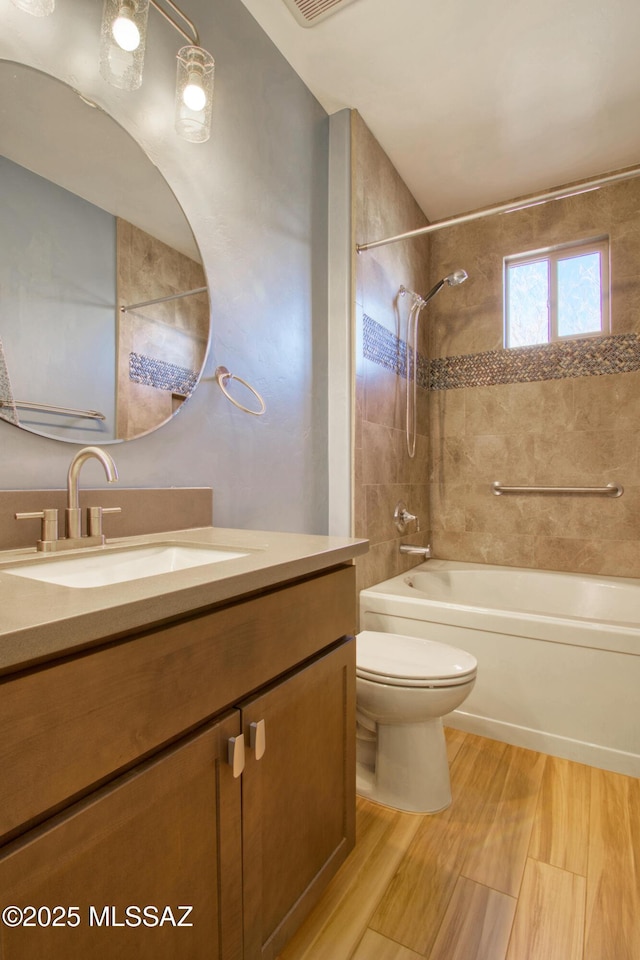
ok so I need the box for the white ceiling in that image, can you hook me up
[238,0,640,225]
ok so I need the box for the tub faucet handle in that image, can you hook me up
[394,501,419,533]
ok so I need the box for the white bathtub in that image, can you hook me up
[359,559,640,776]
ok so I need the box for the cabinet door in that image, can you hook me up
[241,638,355,960]
[0,713,243,960]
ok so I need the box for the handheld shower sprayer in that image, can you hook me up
[401,269,468,458]
[420,269,469,305]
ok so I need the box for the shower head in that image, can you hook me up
[445,269,468,287]
[399,269,468,309]
[421,268,468,305]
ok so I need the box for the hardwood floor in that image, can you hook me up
[277,729,640,960]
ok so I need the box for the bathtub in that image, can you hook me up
[359,559,640,777]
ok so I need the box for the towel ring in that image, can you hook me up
[215,366,266,416]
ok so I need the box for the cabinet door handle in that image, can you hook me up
[227,734,245,778]
[249,720,266,760]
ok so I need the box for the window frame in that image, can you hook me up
[504,236,610,348]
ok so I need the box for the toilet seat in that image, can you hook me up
[356,630,477,688]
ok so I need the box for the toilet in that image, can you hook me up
[355,630,477,814]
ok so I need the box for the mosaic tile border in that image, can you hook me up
[129,352,199,396]
[363,314,640,390]
[430,334,640,389]
[362,313,429,389]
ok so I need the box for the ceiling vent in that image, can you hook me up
[280,0,362,27]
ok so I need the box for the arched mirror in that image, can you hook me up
[0,60,210,443]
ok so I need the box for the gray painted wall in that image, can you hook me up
[0,0,330,535]
[0,157,117,440]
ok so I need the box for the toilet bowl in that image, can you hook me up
[356,630,477,814]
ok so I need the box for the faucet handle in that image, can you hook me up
[87,506,122,538]
[15,509,59,548]
[393,500,420,533]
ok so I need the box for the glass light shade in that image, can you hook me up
[11,0,54,14]
[175,46,214,143]
[100,0,149,91]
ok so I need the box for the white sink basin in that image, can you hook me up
[3,542,249,588]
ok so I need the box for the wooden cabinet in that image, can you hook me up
[0,712,243,960]
[0,566,356,960]
[241,639,355,960]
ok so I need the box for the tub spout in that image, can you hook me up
[399,543,431,559]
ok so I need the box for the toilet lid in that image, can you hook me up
[356,630,477,688]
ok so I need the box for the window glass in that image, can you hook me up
[557,252,601,337]
[506,260,549,347]
[504,239,609,348]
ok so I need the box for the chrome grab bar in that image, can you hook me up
[492,481,624,498]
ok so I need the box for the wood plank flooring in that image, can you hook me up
[277,730,640,960]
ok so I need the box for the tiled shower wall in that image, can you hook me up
[427,177,640,577]
[354,111,640,581]
[116,220,208,440]
[353,113,432,593]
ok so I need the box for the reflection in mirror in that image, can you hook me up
[0,60,210,443]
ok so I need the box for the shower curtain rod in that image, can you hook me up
[356,165,640,253]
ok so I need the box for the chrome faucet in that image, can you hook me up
[400,543,432,559]
[15,446,121,551]
[66,446,119,540]
[394,500,419,533]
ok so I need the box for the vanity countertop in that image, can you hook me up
[0,526,368,676]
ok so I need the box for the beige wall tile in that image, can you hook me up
[353,112,431,588]
[572,371,640,431]
[464,380,576,437]
[430,388,466,439]
[431,531,536,568]
[532,431,640,485]
[429,482,466,533]
[429,299,503,359]
[464,483,543,537]
[610,283,640,336]
[364,360,405,432]
[531,536,640,578]
[429,435,468,485]
[353,113,640,580]
[465,434,537,485]
[530,487,640,541]
[361,421,402,485]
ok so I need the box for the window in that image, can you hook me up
[504,238,610,348]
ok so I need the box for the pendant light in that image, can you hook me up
[100,0,214,141]
[175,45,214,143]
[14,0,215,142]
[100,0,149,91]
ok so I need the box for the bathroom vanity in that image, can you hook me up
[0,526,367,959]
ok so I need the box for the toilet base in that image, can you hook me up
[356,716,452,814]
